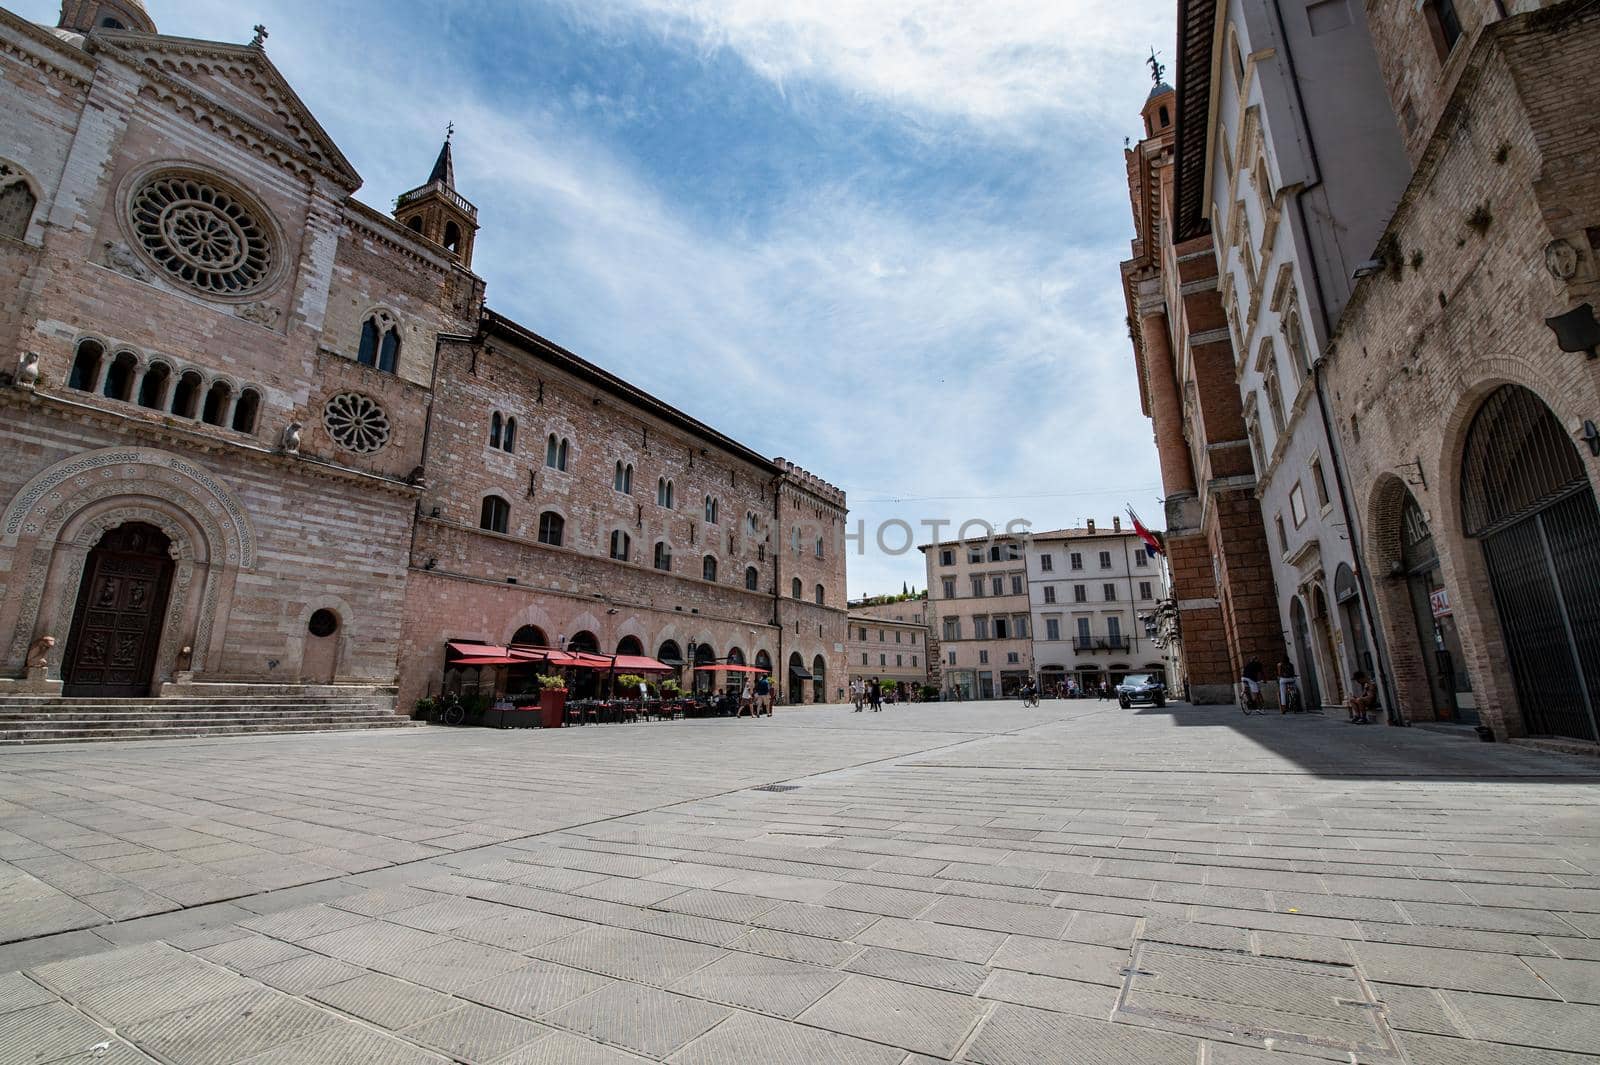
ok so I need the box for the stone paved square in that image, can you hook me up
[1,700,1599,1063]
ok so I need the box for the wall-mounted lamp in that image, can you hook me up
[1545,304,1600,359]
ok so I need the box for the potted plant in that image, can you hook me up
[413,695,437,721]
[537,673,568,728]
[661,678,683,699]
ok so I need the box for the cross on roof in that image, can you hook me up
[251,24,269,48]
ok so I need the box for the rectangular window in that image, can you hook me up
[992,576,1005,596]
[1040,554,1054,571]
[993,618,1009,639]
[861,653,868,665]
[880,654,886,666]
[1074,585,1087,603]
[979,650,989,664]
[858,627,867,640]
[1043,586,1057,604]
[1007,652,1019,664]
[1290,482,1309,527]
[1104,583,1117,601]
[1424,0,1463,59]
[896,655,903,667]
[942,578,956,599]
[1108,616,1122,643]
[1311,456,1330,508]
[940,548,955,566]
[1011,575,1024,595]
[910,633,917,645]
[943,618,961,640]
[1070,552,1083,570]
[878,629,885,642]
[1046,618,1061,641]
[947,650,956,665]
[974,616,990,640]
[971,576,985,598]
[1135,550,1149,567]
[1139,580,1153,600]
[1099,551,1112,569]
[1013,615,1029,639]
[895,631,902,643]
[1276,513,1289,552]
[1077,617,1092,643]
[968,549,983,564]
[911,655,918,666]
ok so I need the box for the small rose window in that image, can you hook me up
[323,392,390,453]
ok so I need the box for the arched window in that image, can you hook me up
[545,434,569,471]
[815,584,825,606]
[791,577,802,599]
[490,412,502,449]
[702,555,718,581]
[171,370,203,419]
[0,180,37,241]
[68,340,103,392]
[100,17,125,28]
[1158,105,1170,128]
[138,362,171,410]
[231,388,261,434]
[357,312,401,374]
[480,495,510,534]
[503,417,516,452]
[443,221,462,255]
[103,351,137,402]
[172,369,204,418]
[745,566,759,591]
[610,530,631,561]
[657,478,674,508]
[537,511,565,546]
[617,635,644,656]
[406,217,423,233]
[815,536,825,559]
[658,640,683,668]
[201,380,232,426]
[614,461,634,494]
[747,512,760,533]
[704,496,719,523]
[653,541,672,571]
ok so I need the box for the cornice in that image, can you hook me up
[0,10,94,90]
[342,198,465,275]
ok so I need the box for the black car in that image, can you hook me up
[1117,673,1166,708]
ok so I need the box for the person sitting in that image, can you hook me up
[1346,671,1378,724]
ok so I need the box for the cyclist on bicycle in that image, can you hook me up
[1241,658,1265,715]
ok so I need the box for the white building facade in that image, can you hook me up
[1198,0,1412,711]
[1025,522,1169,694]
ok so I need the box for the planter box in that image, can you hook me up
[539,689,568,728]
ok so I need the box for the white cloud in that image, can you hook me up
[597,0,1173,128]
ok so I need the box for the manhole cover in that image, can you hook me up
[752,784,800,793]
[1113,941,1399,1062]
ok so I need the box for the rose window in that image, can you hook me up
[129,173,273,296]
[322,392,390,454]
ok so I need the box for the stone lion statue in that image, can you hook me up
[25,635,55,669]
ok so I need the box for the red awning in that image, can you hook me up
[692,664,770,674]
[450,656,518,666]
[447,641,509,659]
[562,651,616,669]
[610,655,676,674]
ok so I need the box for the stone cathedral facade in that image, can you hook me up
[0,2,848,711]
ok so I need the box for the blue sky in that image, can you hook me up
[22,0,1172,597]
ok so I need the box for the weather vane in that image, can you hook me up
[251,24,269,49]
[1147,48,1165,85]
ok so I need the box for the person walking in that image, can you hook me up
[868,677,883,712]
[738,677,755,718]
[753,672,772,717]
[851,678,864,712]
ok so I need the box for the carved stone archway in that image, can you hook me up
[1,448,255,685]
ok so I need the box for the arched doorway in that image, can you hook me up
[1400,492,1474,723]
[753,649,772,677]
[1462,385,1600,740]
[1310,585,1344,703]
[693,643,716,696]
[512,625,549,648]
[811,654,827,704]
[1289,596,1322,711]
[788,651,807,704]
[62,523,174,697]
[1333,564,1374,680]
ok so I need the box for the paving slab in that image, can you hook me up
[1,701,1598,1064]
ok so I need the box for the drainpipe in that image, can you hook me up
[1312,360,1402,726]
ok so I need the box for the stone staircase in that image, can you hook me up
[0,686,416,745]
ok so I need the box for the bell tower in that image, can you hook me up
[394,129,479,269]
[58,0,157,33]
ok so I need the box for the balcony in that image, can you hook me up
[1072,635,1133,653]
